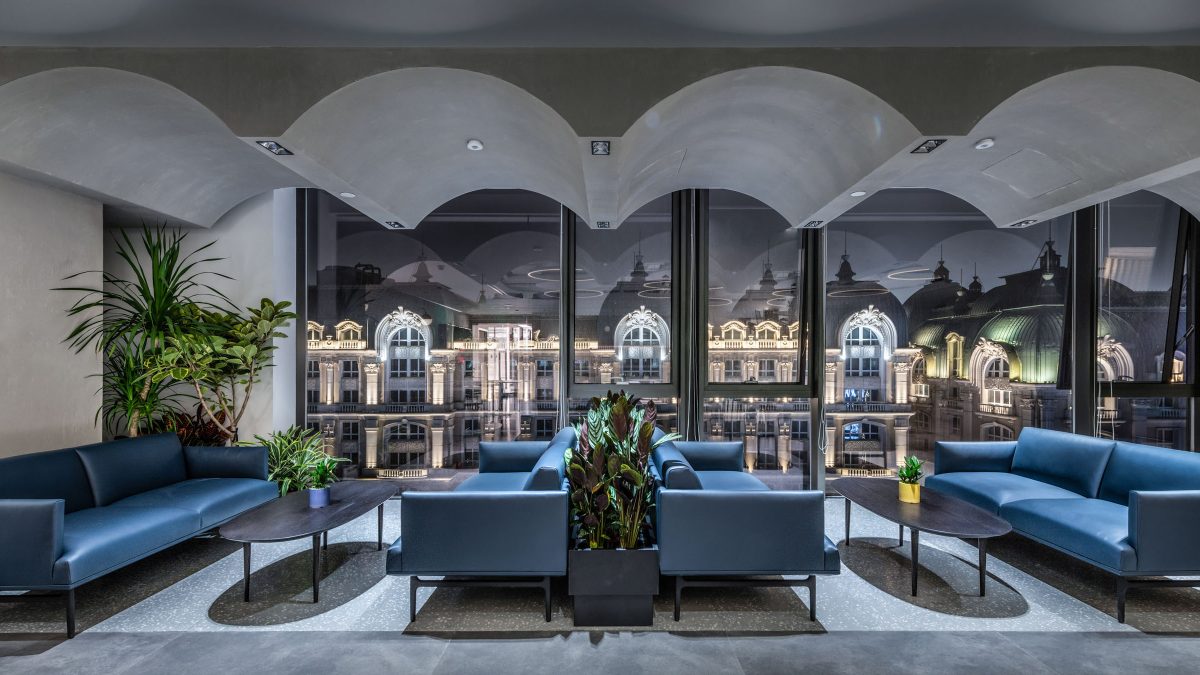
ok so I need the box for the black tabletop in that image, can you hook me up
[834,477,1011,539]
[219,480,398,543]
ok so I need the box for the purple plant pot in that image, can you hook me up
[307,487,331,508]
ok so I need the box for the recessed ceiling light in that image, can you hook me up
[339,192,356,199]
[1010,219,1038,228]
[850,191,867,198]
[384,221,403,229]
[591,140,611,156]
[911,139,947,154]
[974,138,996,150]
[256,140,292,156]
[466,139,484,151]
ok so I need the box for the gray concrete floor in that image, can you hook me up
[4,630,1200,674]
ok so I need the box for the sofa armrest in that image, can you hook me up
[397,491,567,575]
[0,499,65,587]
[185,445,269,480]
[1129,490,1200,572]
[657,490,831,575]
[675,441,744,471]
[934,441,1017,474]
[524,445,567,491]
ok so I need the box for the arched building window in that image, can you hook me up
[615,306,669,383]
[383,421,427,468]
[981,423,1014,442]
[946,333,965,379]
[376,308,431,404]
[306,322,324,342]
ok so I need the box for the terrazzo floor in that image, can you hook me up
[3,494,1199,673]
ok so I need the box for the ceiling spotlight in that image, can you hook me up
[384,221,403,229]
[850,191,867,198]
[591,140,611,156]
[466,139,484,151]
[1010,219,1038,228]
[974,137,996,150]
[911,139,947,154]
[339,192,356,199]
[256,140,292,156]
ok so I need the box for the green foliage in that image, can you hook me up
[148,298,296,442]
[243,425,347,496]
[57,226,229,437]
[566,391,680,550]
[897,455,924,484]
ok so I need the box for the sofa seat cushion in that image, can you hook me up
[54,506,201,584]
[455,472,530,492]
[925,472,1080,513]
[112,478,277,528]
[1000,498,1136,572]
[695,471,769,492]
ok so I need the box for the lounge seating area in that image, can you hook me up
[8,4,1200,673]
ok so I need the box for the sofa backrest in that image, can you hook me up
[479,441,550,473]
[75,433,188,506]
[676,441,744,472]
[524,427,576,491]
[0,446,96,513]
[1010,427,1115,498]
[1098,441,1200,505]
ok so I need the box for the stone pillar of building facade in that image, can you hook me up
[430,417,445,469]
[710,359,722,382]
[745,431,757,472]
[364,424,379,469]
[479,358,490,402]
[364,362,380,405]
[778,433,791,473]
[430,362,446,405]
[825,358,839,404]
[894,423,910,466]
[599,362,613,384]
[321,360,336,404]
[551,360,559,398]
[825,420,837,468]
[519,360,533,401]
[893,361,910,405]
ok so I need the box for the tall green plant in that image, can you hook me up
[58,226,230,437]
[567,391,680,550]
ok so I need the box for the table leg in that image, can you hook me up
[377,503,385,551]
[978,538,987,597]
[322,530,328,551]
[911,529,920,596]
[312,534,321,603]
[844,498,851,546]
[242,543,251,602]
[899,523,904,547]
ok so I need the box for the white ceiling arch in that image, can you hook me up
[0,66,303,226]
[600,66,921,228]
[811,66,1200,229]
[275,67,589,229]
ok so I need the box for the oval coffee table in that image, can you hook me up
[834,477,1011,597]
[220,480,397,603]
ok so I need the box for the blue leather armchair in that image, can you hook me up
[651,432,840,621]
[0,434,277,637]
[388,427,575,622]
[925,427,1200,622]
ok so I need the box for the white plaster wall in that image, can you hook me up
[103,188,298,443]
[0,171,103,458]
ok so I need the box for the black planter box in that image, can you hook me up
[568,547,659,626]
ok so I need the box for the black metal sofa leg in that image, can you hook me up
[65,589,76,639]
[409,576,418,623]
[808,577,817,622]
[1116,577,1128,624]
[543,576,552,622]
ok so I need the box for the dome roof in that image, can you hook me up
[904,279,965,327]
[825,254,907,347]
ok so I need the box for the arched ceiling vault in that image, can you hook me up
[3,65,1200,230]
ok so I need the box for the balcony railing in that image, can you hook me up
[829,402,910,413]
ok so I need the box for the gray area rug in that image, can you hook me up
[405,580,825,635]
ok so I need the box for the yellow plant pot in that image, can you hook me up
[898,482,921,504]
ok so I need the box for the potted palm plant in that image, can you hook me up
[566,391,679,626]
[897,455,924,503]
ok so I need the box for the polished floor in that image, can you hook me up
[2,495,1198,673]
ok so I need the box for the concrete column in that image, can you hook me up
[431,420,445,468]
[364,363,379,405]
[364,425,379,469]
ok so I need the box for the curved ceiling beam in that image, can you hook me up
[277,67,588,228]
[602,66,921,228]
[0,67,304,227]
[816,66,1200,228]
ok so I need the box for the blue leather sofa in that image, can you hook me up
[0,433,277,637]
[650,431,840,621]
[389,427,575,622]
[926,426,1200,622]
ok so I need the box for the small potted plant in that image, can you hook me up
[897,455,924,503]
[567,390,679,626]
[305,455,345,508]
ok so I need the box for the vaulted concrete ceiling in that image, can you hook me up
[4,64,1200,229]
[4,0,1200,47]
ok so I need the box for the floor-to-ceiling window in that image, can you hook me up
[302,189,561,477]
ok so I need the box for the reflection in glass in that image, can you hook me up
[702,397,809,480]
[1097,397,1188,450]
[304,189,561,476]
[574,195,672,385]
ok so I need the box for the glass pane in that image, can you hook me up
[1098,191,1183,383]
[702,397,809,488]
[707,190,804,384]
[305,189,561,476]
[825,189,1071,478]
[568,396,678,433]
[1098,397,1188,450]
[574,195,672,385]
